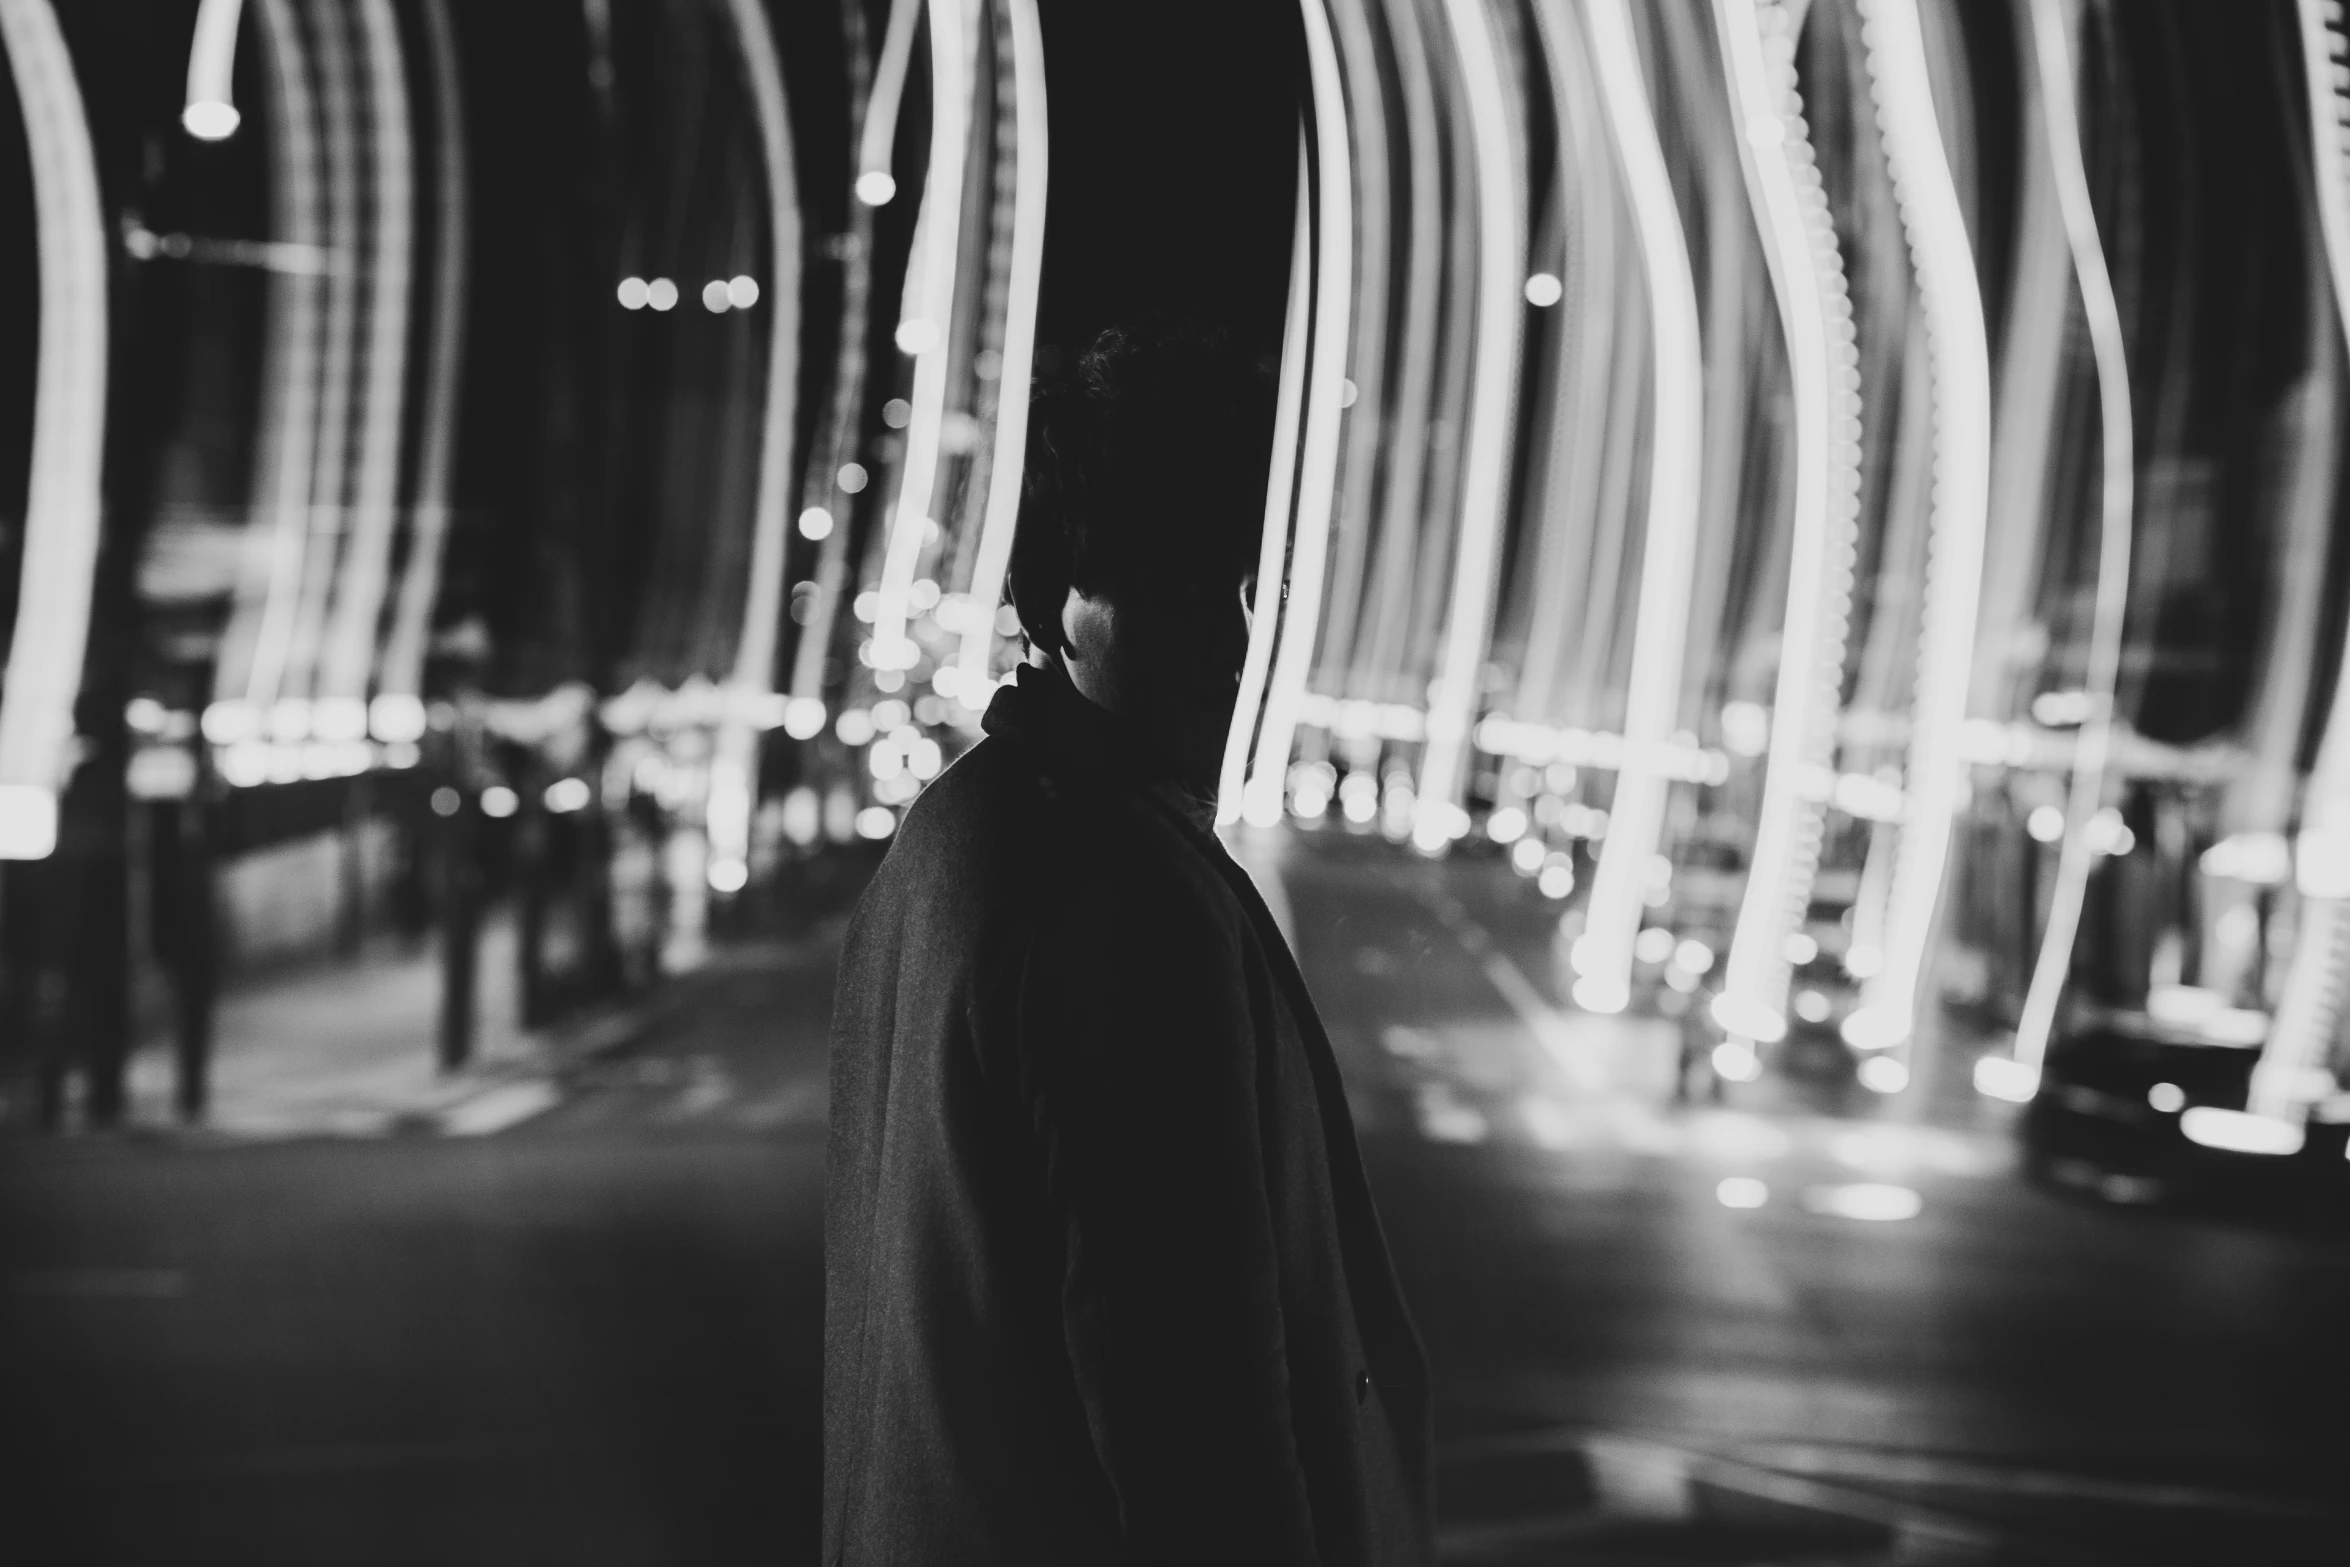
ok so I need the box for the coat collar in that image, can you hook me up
[981,659,1218,832]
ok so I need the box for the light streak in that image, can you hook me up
[955,0,1046,695]
[1568,0,1703,1007]
[1973,1054,2038,1102]
[1243,0,1353,828]
[183,0,245,139]
[710,0,804,882]
[1842,0,1992,1051]
[788,0,880,710]
[856,0,922,205]
[2249,1,2350,1121]
[717,0,803,706]
[1412,0,1526,852]
[2179,1106,2305,1158]
[1801,1182,1922,1221]
[377,0,468,716]
[1972,51,2067,723]
[316,0,414,721]
[2009,0,2134,1074]
[277,0,363,716]
[0,0,107,859]
[212,0,323,723]
[1708,0,1866,1046]
[1516,2,1616,728]
[1353,0,1443,703]
[1217,137,1314,826]
[870,0,972,669]
[1305,0,1392,690]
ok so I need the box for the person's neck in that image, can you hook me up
[1034,649,1215,802]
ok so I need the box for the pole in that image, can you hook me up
[436,780,478,1072]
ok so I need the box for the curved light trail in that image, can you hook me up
[1515,0,1618,731]
[708,0,806,888]
[1671,0,1761,732]
[377,0,469,731]
[316,0,415,736]
[2221,19,2333,868]
[788,0,883,719]
[2005,0,2135,1083]
[1972,58,2067,725]
[0,0,107,859]
[183,0,246,139]
[1841,0,1991,1053]
[1709,0,1866,1046]
[1243,0,1354,828]
[1354,0,1445,705]
[870,0,972,670]
[955,0,1047,696]
[2246,0,2350,1130]
[856,0,923,206]
[1412,0,1525,853]
[278,0,364,722]
[212,0,323,728]
[1307,0,1392,691]
[1567,0,1703,1010]
[1218,138,1314,826]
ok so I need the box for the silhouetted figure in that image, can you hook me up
[825,328,1434,1564]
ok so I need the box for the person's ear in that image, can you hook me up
[1059,586,1113,667]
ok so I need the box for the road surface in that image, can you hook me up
[4,829,2344,1563]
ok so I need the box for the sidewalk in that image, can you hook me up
[99,916,642,1141]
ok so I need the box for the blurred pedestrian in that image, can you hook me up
[825,325,1434,1564]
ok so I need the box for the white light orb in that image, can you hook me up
[782,698,827,740]
[1716,1177,1769,1209]
[182,100,241,141]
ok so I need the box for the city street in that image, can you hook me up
[4,832,2346,1564]
[8,2,2350,1562]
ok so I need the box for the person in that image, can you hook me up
[823,325,1434,1565]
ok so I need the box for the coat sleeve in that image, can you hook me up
[1013,871,1324,1567]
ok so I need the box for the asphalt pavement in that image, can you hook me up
[3,828,2345,1564]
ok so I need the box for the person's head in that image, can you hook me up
[1007,324,1276,789]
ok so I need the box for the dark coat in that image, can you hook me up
[823,661,1435,1566]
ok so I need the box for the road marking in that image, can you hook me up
[659,1060,734,1121]
[11,1267,189,1300]
[1381,1024,1442,1061]
[438,1079,560,1137]
[735,1080,826,1128]
[1476,947,1607,1093]
[1415,885,1607,1092]
[1413,1081,1490,1144]
[1718,1441,2340,1519]
[1433,1508,1627,1560]
[1438,1428,2041,1561]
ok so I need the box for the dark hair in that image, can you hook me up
[1006,325,1277,654]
